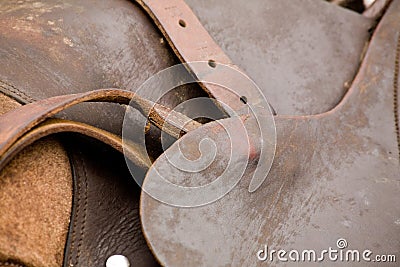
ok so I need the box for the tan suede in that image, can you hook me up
[0,93,72,267]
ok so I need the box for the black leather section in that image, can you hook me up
[63,136,159,267]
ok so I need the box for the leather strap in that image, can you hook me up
[0,118,149,171]
[0,89,200,169]
[0,1,270,266]
[0,0,265,166]
[136,0,263,113]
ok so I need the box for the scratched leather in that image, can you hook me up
[0,1,194,266]
[0,0,378,266]
[64,138,159,267]
[185,0,373,115]
[0,0,372,125]
[140,1,400,265]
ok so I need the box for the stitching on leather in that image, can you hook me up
[76,155,89,264]
[0,79,36,103]
[393,32,400,161]
[68,153,82,266]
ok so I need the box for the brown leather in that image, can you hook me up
[0,88,199,146]
[0,261,25,267]
[0,0,372,118]
[0,0,382,266]
[0,88,200,267]
[140,1,400,265]
[184,0,373,115]
[0,89,200,170]
[63,138,160,267]
[137,0,254,112]
[0,0,207,136]
[0,118,148,171]
[0,138,72,267]
[0,94,72,267]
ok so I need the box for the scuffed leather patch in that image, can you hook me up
[0,93,72,267]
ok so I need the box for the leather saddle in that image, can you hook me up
[0,0,398,266]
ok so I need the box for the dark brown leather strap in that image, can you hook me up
[0,89,200,168]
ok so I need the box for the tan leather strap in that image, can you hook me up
[0,89,200,168]
[136,0,261,112]
[0,118,150,171]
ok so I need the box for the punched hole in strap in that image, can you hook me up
[208,59,217,68]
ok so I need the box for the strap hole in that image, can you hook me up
[208,60,217,68]
[240,96,248,104]
[179,19,186,27]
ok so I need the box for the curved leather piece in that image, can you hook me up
[0,88,200,166]
[140,1,400,265]
[0,0,207,136]
[0,0,372,121]
[185,0,373,115]
[0,89,200,266]
[0,94,72,267]
[0,1,381,266]
[64,138,159,267]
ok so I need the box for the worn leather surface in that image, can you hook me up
[0,93,72,267]
[0,0,372,122]
[0,0,380,266]
[64,138,159,267]
[0,89,201,171]
[0,1,194,266]
[0,262,25,267]
[185,0,373,115]
[140,0,400,266]
[0,0,205,136]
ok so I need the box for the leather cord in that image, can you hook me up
[0,89,200,169]
[0,118,150,171]
[136,0,265,113]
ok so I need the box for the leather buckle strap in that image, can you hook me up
[0,0,276,192]
[135,0,277,193]
[0,89,200,169]
[136,0,270,114]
